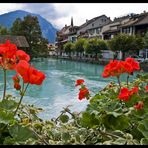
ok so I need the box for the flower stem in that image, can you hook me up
[13,83,29,116]
[117,76,121,89]
[2,69,7,100]
[127,74,129,86]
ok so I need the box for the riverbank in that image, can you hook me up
[47,55,148,72]
[48,55,110,65]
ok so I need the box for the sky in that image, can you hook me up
[0,3,148,29]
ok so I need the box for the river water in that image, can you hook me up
[0,58,139,120]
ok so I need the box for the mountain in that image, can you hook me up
[0,10,58,43]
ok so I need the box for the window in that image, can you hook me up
[89,29,95,35]
[123,28,130,34]
[96,28,101,34]
[92,23,94,27]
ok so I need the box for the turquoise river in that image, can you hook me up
[0,58,140,120]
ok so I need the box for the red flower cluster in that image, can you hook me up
[118,87,138,102]
[75,79,90,100]
[78,87,89,100]
[124,58,140,74]
[0,40,30,70]
[102,58,140,78]
[0,40,46,90]
[15,60,45,85]
[134,101,144,110]
[75,79,84,86]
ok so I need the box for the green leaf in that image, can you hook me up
[138,119,148,138]
[80,112,99,128]
[140,138,148,145]
[9,124,37,142]
[3,137,16,145]
[102,114,129,130]
[107,112,122,118]
[111,130,124,137]
[113,138,127,145]
[0,100,17,111]
[0,108,14,124]
[59,114,69,123]
[62,132,71,141]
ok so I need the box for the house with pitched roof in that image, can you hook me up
[0,35,29,48]
[55,17,79,55]
[77,15,111,39]
[102,14,131,40]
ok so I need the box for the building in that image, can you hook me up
[121,11,148,36]
[77,15,111,39]
[102,14,131,40]
[0,35,29,48]
[55,17,79,55]
[56,11,148,60]
[47,43,58,56]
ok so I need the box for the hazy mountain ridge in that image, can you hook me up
[0,10,58,43]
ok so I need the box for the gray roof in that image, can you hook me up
[121,19,139,28]
[134,14,148,26]
[79,15,109,29]
[0,35,29,47]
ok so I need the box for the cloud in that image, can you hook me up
[0,3,148,29]
[47,3,148,29]
[0,3,24,14]
[19,3,76,29]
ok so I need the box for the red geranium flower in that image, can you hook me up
[15,60,30,83]
[15,60,46,85]
[16,50,30,62]
[118,87,131,102]
[28,66,46,85]
[102,60,126,78]
[134,101,144,110]
[78,87,89,100]
[0,40,17,58]
[12,74,20,83]
[125,58,140,74]
[0,40,18,70]
[130,87,139,95]
[14,82,21,90]
[75,79,85,86]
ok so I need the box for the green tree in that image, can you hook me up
[11,15,48,59]
[84,38,108,59]
[144,31,148,48]
[63,42,74,57]
[83,38,97,55]
[10,18,22,35]
[0,25,10,35]
[108,33,144,60]
[74,38,86,58]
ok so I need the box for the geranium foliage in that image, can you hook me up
[0,41,147,145]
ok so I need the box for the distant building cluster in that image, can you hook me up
[55,11,148,52]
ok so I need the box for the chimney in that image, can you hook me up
[65,24,67,27]
[86,19,88,22]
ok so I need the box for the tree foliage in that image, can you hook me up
[10,15,48,59]
[84,38,108,55]
[74,38,86,54]
[63,42,74,56]
[108,33,144,60]
[144,31,148,48]
[0,25,10,35]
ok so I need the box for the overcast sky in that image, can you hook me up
[0,3,148,29]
